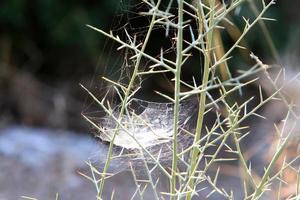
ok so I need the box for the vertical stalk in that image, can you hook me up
[251,117,293,200]
[186,1,215,199]
[171,0,184,199]
[96,1,161,197]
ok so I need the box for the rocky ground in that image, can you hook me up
[0,126,169,200]
[0,126,97,200]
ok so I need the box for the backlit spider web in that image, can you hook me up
[97,97,198,167]
[83,0,193,171]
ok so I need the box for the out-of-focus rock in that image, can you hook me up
[0,126,168,200]
[0,126,98,200]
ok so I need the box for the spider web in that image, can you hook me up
[99,97,198,163]
[83,0,198,169]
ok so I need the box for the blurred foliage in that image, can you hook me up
[0,0,299,77]
[0,0,120,80]
[0,0,122,130]
[0,0,299,130]
[0,0,119,46]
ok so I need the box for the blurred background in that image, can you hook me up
[0,0,122,131]
[0,0,300,199]
[0,0,299,132]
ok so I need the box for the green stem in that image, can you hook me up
[186,1,215,199]
[96,1,161,197]
[251,114,294,200]
[171,0,184,199]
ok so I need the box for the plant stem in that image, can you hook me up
[171,0,184,198]
[96,1,161,197]
[186,1,215,199]
[251,113,294,200]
